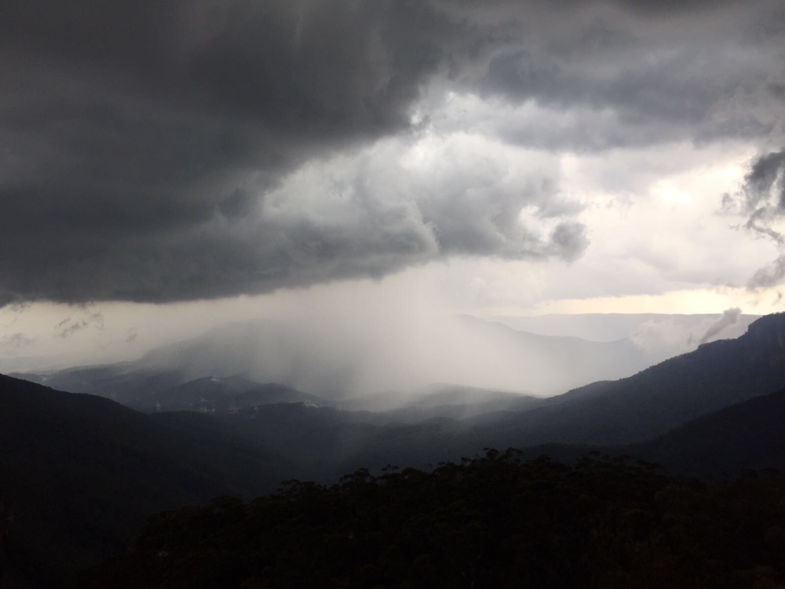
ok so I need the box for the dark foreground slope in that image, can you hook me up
[0,374,283,589]
[517,385,785,480]
[629,386,785,478]
[86,451,785,589]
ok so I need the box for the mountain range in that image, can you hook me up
[2,313,785,587]
[18,316,667,405]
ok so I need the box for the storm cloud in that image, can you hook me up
[732,149,785,288]
[1,0,783,304]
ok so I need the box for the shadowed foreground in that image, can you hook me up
[85,450,785,589]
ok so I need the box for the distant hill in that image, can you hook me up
[628,386,785,478]
[17,363,188,407]
[15,367,324,414]
[137,376,325,413]
[341,384,545,420]
[0,374,283,588]
[455,316,656,395]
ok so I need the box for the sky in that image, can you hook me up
[1,0,785,373]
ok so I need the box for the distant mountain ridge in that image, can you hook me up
[15,313,785,475]
[470,312,785,449]
[277,312,785,472]
[15,315,663,405]
[194,310,785,477]
[138,376,325,413]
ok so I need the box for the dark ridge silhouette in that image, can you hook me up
[500,386,785,480]
[17,364,188,407]
[629,386,785,477]
[0,374,283,589]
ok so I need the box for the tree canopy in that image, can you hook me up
[85,450,785,588]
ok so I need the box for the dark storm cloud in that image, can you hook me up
[0,0,782,304]
[53,311,103,338]
[750,255,785,289]
[0,0,466,304]
[472,1,785,150]
[734,149,785,288]
[54,318,89,339]
[743,150,785,215]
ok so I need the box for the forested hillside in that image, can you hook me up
[85,451,785,589]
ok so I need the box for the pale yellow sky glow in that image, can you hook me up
[493,287,783,317]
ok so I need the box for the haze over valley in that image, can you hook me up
[15,311,759,405]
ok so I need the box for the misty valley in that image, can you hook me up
[2,313,785,587]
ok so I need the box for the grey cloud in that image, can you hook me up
[0,332,36,351]
[743,150,785,213]
[484,46,773,144]
[1,1,450,137]
[53,311,103,338]
[0,131,586,305]
[421,1,784,155]
[1,0,781,304]
[468,1,784,150]
[54,318,89,339]
[0,0,468,304]
[549,223,588,262]
[734,150,785,288]
[611,0,719,14]
[749,255,785,289]
[699,307,741,345]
